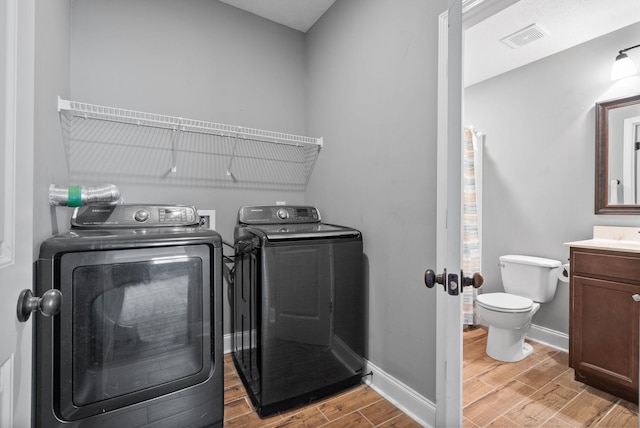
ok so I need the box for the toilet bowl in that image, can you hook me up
[476,293,540,361]
[476,255,562,362]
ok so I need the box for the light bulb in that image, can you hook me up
[611,52,638,80]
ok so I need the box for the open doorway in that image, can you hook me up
[458,0,640,425]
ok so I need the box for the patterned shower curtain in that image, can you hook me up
[462,127,483,325]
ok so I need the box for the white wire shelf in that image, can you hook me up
[57,97,323,190]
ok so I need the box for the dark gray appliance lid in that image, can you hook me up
[237,205,321,225]
[71,204,200,228]
[245,223,360,240]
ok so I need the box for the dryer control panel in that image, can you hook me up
[238,205,321,224]
[71,204,200,228]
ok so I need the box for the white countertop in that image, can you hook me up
[564,226,640,253]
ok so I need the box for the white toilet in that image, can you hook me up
[476,255,563,362]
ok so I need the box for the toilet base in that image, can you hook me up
[485,324,533,362]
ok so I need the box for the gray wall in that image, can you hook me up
[70,0,308,243]
[69,0,310,334]
[465,21,640,335]
[34,0,72,252]
[305,0,446,400]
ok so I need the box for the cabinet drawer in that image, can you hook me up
[572,249,640,284]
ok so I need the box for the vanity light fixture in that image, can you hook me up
[611,44,640,80]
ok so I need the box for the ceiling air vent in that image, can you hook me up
[500,24,548,49]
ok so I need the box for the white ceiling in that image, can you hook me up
[218,0,640,85]
[218,0,336,33]
[464,0,640,86]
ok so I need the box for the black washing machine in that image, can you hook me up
[33,204,223,427]
[232,205,365,416]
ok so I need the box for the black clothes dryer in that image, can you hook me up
[34,204,223,428]
[232,205,365,416]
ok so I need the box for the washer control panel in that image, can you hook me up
[71,204,200,228]
[238,205,320,224]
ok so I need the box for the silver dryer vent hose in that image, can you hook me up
[49,184,121,207]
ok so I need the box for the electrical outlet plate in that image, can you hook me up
[198,210,216,230]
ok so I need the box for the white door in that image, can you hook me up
[433,1,512,426]
[0,0,35,427]
[432,1,464,426]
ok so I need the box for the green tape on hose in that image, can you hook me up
[67,186,82,207]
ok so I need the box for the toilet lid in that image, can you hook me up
[476,292,533,313]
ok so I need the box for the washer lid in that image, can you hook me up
[476,292,533,312]
[245,223,360,241]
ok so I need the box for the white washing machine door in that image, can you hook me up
[476,292,533,313]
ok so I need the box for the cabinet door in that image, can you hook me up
[572,275,639,392]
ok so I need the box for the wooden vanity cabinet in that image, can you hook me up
[569,247,640,403]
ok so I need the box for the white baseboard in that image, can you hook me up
[527,324,569,352]
[223,333,233,354]
[364,360,435,428]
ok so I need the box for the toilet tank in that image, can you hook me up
[499,255,562,303]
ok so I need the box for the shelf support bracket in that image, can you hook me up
[226,132,241,181]
[170,120,184,173]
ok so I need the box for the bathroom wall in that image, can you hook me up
[465,21,640,337]
[305,0,446,401]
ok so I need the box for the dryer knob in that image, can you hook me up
[134,209,150,222]
[277,208,289,220]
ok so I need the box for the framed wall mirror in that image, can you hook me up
[595,93,640,214]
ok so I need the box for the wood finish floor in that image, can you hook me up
[223,353,421,427]
[223,329,639,427]
[463,327,639,427]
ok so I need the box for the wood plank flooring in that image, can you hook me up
[224,329,639,427]
[463,327,639,427]
[223,353,421,427]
